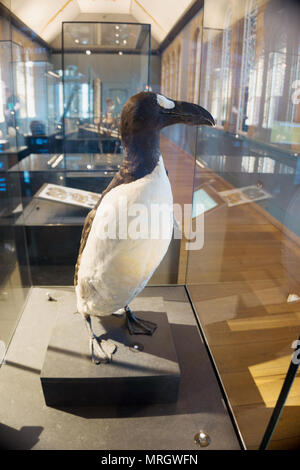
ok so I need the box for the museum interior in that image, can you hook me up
[0,0,300,451]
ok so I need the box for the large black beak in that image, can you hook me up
[160,100,215,128]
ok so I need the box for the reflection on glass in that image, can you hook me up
[62,22,150,165]
[0,15,31,365]
[259,339,300,450]
[185,0,300,450]
[218,5,232,126]
[25,61,36,119]
[4,22,152,288]
[242,155,256,173]
[238,0,258,131]
[268,368,300,449]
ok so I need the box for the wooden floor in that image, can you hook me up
[161,135,300,450]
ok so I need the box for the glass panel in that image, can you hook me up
[186,0,300,449]
[24,61,62,151]
[62,22,150,160]
[267,364,300,450]
[257,337,300,450]
[0,4,31,364]
[26,64,62,154]
[10,22,152,286]
[161,17,202,284]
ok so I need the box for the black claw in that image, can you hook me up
[125,307,157,336]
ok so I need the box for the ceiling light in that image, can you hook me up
[115,25,119,30]
[118,51,123,55]
[115,33,119,37]
[123,39,127,45]
[115,40,119,44]
[86,50,91,55]
[74,38,80,44]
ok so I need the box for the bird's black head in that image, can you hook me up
[119,92,214,181]
[120,91,215,139]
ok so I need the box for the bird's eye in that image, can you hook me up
[156,94,175,110]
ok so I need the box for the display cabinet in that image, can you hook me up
[0,10,31,365]
[1,4,299,451]
[62,22,150,156]
[24,61,62,154]
[8,153,122,284]
[6,21,153,285]
[186,125,300,449]
[0,42,61,156]
[0,33,27,185]
[184,0,300,450]
[0,40,27,151]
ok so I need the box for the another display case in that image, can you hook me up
[62,22,150,156]
[8,153,121,284]
[0,40,28,153]
[0,6,31,364]
[24,61,62,154]
[7,21,153,285]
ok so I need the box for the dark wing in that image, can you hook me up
[74,169,134,286]
[74,206,98,286]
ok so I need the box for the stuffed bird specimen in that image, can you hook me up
[74,92,214,364]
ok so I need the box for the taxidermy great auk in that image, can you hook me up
[74,91,215,364]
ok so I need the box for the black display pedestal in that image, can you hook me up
[40,307,181,407]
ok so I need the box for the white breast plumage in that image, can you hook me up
[76,156,173,317]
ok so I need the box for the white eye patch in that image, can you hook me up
[156,94,175,109]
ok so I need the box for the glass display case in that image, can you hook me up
[62,22,150,157]
[7,21,152,285]
[7,152,123,284]
[184,0,300,450]
[24,61,62,154]
[0,42,61,155]
[0,40,27,152]
[1,1,299,451]
[0,5,31,364]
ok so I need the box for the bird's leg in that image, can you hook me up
[84,314,116,364]
[125,306,157,336]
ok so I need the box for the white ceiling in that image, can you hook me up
[10,0,195,46]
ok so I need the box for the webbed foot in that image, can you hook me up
[84,314,117,364]
[89,337,117,364]
[125,306,157,336]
